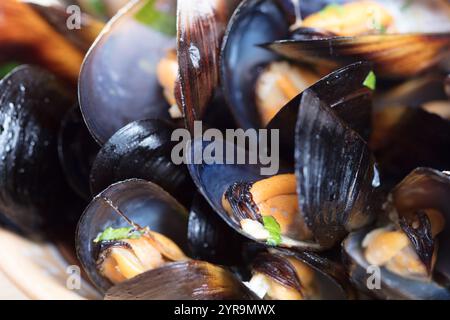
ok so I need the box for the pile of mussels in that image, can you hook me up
[0,0,449,300]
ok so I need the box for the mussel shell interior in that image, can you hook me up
[79,0,176,144]
[220,0,290,129]
[343,229,450,300]
[76,178,190,293]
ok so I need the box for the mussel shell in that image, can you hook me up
[0,65,74,234]
[76,179,190,292]
[294,90,380,249]
[105,260,258,300]
[58,106,99,200]
[255,248,354,299]
[220,0,347,129]
[265,34,450,79]
[89,119,194,207]
[79,0,176,144]
[220,0,290,129]
[188,192,248,266]
[344,228,450,300]
[343,168,450,299]
[267,61,373,163]
[177,0,241,132]
[0,0,85,84]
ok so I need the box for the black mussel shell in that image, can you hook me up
[294,90,380,249]
[105,260,258,300]
[79,0,176,144]
[188,192,248,266]
[371,106,450,186]
[267,61,374,163]
[0,65,75,234]
[58,106,99,200]
[76,179,190,293]
[177,0,240,132]
[344,168,450,299]
[89,119,195,207]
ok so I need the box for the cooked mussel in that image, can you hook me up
[343,168,450,299]
[220,0,333,128]
[245,249,354,300]
[264,0,450,79]
[89,119,195,206]
[79,0,177,144]
[105,260,258,300]
[188,64,380,251]
[0,65,76,234]
[77,178,256,298]
[76,179,191,292]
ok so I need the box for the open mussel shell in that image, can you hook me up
[76,178,190,293]
[264,0,450,79]
[188,192,249,266]
[267,61,373,163]
[79,0,176,144]
[58,106,100,200]
[371,105,450,186]
[177,0,240,132]
[105,260,258,300]
[187,65,379,250]
[0,65,75,234]
[219,0,290,129]
[220,0,344,129]
[251,248,354,299]
[0,0,88,84]
[343,168,450,300]
[89,119,194,207]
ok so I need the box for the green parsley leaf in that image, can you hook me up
[371,17,387,34]
[134,0,176,37]
[263,216,282,246]
[88,0,107,17]
[0,62,20,79]
[93,226,144,243]
[363,71,377,90]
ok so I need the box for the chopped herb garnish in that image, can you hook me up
[363,71,377,90]
[401,0,414,12]
[88,0,107,17]
[0,62,20,79]
[262,216,282,246]
[93,226,144,243]
[319,4,345,16]
[134,0,176,37]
